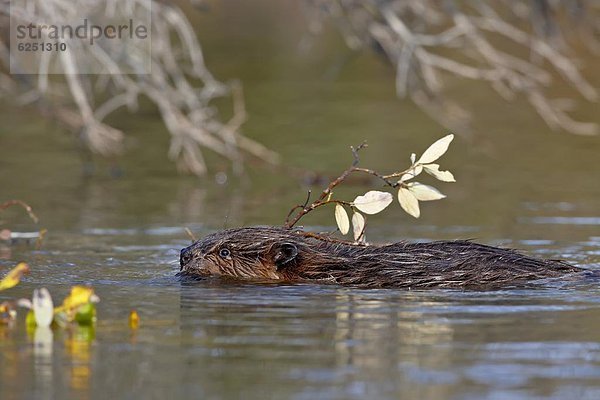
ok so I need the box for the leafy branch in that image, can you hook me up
[284,134,456,242]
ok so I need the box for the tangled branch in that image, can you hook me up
[0,0,279,175]
[305,0,600,135]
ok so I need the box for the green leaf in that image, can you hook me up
[353,191,393,215]
[397,187,420,218]
[26,310,36,328]
[75,303,96,326]
[417,134,454,164]
[334,204,350,235]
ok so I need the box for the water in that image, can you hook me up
[1,1,600,399]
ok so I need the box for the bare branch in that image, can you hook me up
[0,0,278,175]
[0,200,39,224]
[306,0,599,135]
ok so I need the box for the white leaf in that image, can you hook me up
[334,204,350,235]
[353,191,393,215]
[33,288,54,328]
[423,164,455,182]
[397,187,420,218]
[17,298,33,309]
[407,182,446,201]
[417,134,454,164]
[352,212,365,241]
[410,153,416,164]
[399,164,423,182]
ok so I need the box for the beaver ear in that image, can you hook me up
[272,242,298,269]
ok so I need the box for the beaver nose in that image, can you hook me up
[180,246,194,270]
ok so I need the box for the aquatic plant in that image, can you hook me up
[0,261,100,328]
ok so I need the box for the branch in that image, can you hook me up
[285,142,367,228]
[0,0,278,175]
[309,0,599,135]
[0,200,39,224]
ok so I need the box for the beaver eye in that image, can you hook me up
[219,248,231,258]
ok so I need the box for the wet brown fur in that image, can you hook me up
[179,226,582,289]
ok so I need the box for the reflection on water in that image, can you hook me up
[65,325,94,397]
[173,284,600,399]
[33,327,53,400]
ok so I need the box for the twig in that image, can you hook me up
[285,142,375,228]
[184,227,198,242]
[0,200,39,224]
[35,228,48,250]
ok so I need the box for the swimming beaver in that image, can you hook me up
[179,227,582,289]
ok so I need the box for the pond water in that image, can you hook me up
[1,1,600,399]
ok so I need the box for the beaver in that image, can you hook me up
[178,226,583,289]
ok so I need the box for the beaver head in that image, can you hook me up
[179,227,304,281]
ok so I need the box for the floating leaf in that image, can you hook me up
[17,298,33,309]
[55,286,99,320]
[0,301,17,324]
[129,310,140,329]
[26,310,36,328]
[398,187,420,218]
[417,134,454,164]
[0,262,29,291]
[33,288,54,328]
[334,204,350,235]
[353,191,393,215]
[352,212,365,241]
[423,164,455,182]
[62,286,93,309]
[407,182,446,201]
[399,165,423,182]
[75,303,96,326]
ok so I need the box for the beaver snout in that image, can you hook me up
[180,245,194,271]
